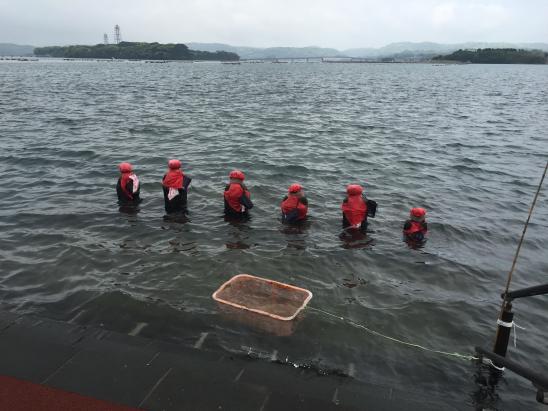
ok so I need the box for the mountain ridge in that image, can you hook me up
[189,41,548,59]
[0,43,35,56]
[2,41,548,59]
[187,43,344,59]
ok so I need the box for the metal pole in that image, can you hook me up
[503,283,548,300]
[493,301,514,357]
[476,346,548,390]
[537,389,547,404]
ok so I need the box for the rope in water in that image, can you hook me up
[308,306,479,362]
[498,160,548,316]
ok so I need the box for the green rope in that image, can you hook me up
[308,306,479,362]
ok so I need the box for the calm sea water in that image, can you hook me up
[1,60,547,409]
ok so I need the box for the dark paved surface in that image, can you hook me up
[0,309,457,410]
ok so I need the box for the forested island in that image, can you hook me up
[433,48,547,64]
[34,42,239,61]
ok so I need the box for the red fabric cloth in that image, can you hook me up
[342,195,367,226]
[118,162,132,173]
[162,169,184,189]
[288,183,302,193]
[281,196,308,220]
[224,183,248,212]
[168,159,181,169]
[229,170,245,180]
[404,220,427,236]
[119,172,133,200]
[0,375,142,411]
[410,207,426,219]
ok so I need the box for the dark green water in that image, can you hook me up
[0,60,547,409]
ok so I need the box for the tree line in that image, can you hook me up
[433,48,547,64]
[34,42,240,61]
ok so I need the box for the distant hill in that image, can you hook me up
[4,41,548,60]
[187,43,344,59]
[0,43,35,56]
[189,41,548,59]
[343,42,548,58]
[433,48,547,64]
[34,42,239,61]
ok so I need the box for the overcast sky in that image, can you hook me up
[1,0,547,49]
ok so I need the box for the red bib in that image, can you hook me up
[342,195,367,226]
[404,221,427,236]
[281,196,308,220]
[224,183,249,212]
[120,172,133,200]
[163,169,183,189]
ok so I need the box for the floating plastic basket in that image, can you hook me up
[212,274,313,321]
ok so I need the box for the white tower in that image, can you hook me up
[114,25,122,44]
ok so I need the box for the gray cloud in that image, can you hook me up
[1,0,547,48]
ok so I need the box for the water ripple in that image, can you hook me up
[1,61,547,408]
